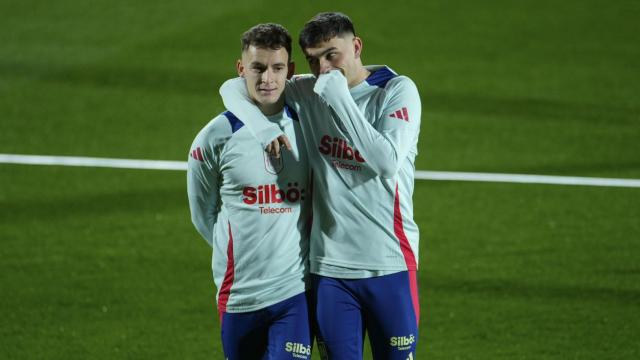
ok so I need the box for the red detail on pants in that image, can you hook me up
[408,270,420,326]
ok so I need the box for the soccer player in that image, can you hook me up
[220,12,422,360]
[187,23,312,360]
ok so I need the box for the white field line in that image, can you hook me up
[2,154,640,188]
[0,154,186,171]
[414,171,640,188]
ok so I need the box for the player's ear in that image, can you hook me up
[287,62,295,79]
[353,37,363,59]
[236,59,245,77]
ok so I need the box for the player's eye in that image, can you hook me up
[326,52,338,60]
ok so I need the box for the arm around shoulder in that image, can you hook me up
[219,78,283,149]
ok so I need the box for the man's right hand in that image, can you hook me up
[265,134,292,158]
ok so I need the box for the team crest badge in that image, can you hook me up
[264,151,284,174]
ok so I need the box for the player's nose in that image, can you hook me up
[261,69,274,83]
[319,58,333,74]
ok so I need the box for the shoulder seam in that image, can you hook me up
[366,66,398,88]
[223,110,245,133]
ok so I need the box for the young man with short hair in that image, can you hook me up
[220,12,422,360]
[187,23,312,360]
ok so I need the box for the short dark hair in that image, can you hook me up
[241,23,292,60]
[299,12,356,50]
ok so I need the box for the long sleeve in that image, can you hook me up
[219,78,284,150]
[186,135,220,247]
[313,70,421,179]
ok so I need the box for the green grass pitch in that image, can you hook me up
[1,0,639,358]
